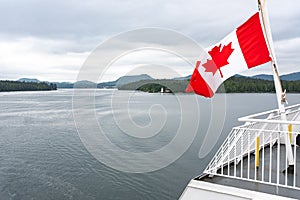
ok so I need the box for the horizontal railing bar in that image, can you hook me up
[238,118,300,125]
[232,127,299,134]
[238,104,300,124]
[237,128,298,133]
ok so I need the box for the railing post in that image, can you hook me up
[288,124,293,143]
[255,136,260,168]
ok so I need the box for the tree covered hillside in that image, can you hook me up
[0,81,57,92]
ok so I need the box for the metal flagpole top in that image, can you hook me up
[257,0,286,107]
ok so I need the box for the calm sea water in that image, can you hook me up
[0,89,299,200]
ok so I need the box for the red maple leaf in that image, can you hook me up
[203,42,234,78]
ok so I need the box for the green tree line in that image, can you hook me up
[221,77,300,93]
[118,77,300,93]
[0,81,57,92]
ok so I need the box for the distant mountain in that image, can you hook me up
[98,74,154,88]
[54,80,97,88]
[53,82,73,88]
[18,78,41,83]
[17,75,153,89]
[251,72,300,81]
[74,80,97,88]
[116,74,153,87]
[97,80,117,88]
[234,74,247,78]
[251,74,273,81]
[281,72,300,81]
[17,79,93,89]
[173,75,191,80]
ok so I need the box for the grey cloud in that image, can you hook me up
[1,0,298,45]
[0,0,299,81]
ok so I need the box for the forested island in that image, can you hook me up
[119,79,189,93]
[0,80,57,92]
[118,76,300,94]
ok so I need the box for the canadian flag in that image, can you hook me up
[186,12,272,97]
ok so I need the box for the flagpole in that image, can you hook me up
[258,0,294,165]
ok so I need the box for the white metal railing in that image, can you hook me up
[239,104,300,125]
[204,104,300,189]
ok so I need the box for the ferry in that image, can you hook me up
[180,0,300,199]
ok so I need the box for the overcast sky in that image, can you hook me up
[0,0,299,82]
